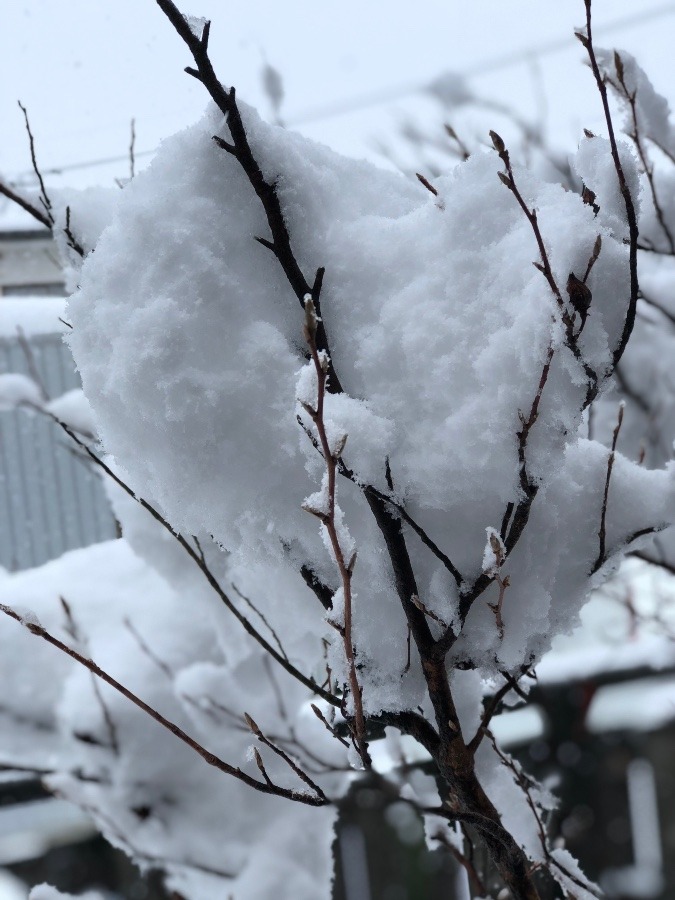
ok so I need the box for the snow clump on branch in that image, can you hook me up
[61,101,675,701]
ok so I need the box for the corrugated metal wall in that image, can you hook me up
[0,334,117,571]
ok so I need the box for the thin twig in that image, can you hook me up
[154,0,342,393]
[593,402,624,572]
[129,117,136,180]
[232,583,289,662]
[577,2,640,371]
[433,829,488,897]
[124,617,174,678]
[59,596,119,755]
[0,603,328,806]
[46,411,340,708]
[16,326,49,401]
[301,297,370,766]
[608,55,675,254]
[0,181,52,229]
[244,712,328,801]
[18,101,54,225]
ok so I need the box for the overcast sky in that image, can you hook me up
[1,1,674,197]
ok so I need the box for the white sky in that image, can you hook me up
[1,1,674,198]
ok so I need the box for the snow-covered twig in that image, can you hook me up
[301,296,370,767]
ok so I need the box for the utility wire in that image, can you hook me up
[8,2,675,180]
[288,2,675,126]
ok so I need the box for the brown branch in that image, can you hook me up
[487,575,510,640]
[59,596,120,756]
[492,131,598,394]
[577,2,640,371]
[582,233,603,283]
[0,603,328,806]
[232,583,289,662]
[299,563,335,611]
[18,101,54,225]
[64,206,85,258]
[630,549,675,576]
[298,418,463,588]
[609,56,675,254]
[244,713,328,802]
[0,181,52,229]
[433,829,488,897]
[416,172,438,196]
[47,412,340,708]
[444,124,471,161]
[310,704,350,749]
[154,0,342,393]
[593,402,624,573]
[124,617,174,678]
[639,290,675,328]
[129,117,136,180]
[301,297,369,766]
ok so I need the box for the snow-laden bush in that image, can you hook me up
[3,2,675,898]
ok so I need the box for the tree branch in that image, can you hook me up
[48,412,340,708]
[577,2,640,371]
[0,603,328,807]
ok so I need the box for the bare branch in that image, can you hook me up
[579,2,640,371]
[154,0,343,393]
[609,55,675,254]
[0,603,328,806]
[245,712,328,801]
[129,117,136,180]
[593,402,625,573]
[18,101,54,225]
[0,181,52,229]
[46,411,340,708]
[301,296,370,766]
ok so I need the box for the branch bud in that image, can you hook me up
[497,171,513,190]
[253,747,267,777]
[332,432,348,459]
[244,712,262,736]
[614,51,625,84]
[347,550,358,574]
[303,295,318,342]
[489,130,506,154]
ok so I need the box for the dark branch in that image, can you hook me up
[0,603,328,806]
[578,4,640,371]
[49,413,340,708]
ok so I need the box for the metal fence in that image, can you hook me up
[0,333,117,571]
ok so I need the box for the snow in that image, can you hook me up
[59,100,675,717]
[2,41,675,896]
[0,538,337,900]
[29,888,105,900]
[0,374,42,410]
[45,389,97,436]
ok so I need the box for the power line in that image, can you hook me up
[10,1,675,179]
[287,2,675,126]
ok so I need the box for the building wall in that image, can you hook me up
[0,228,117,570]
